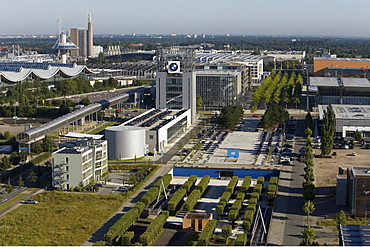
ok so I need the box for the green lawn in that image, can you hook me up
[0,191,124,246]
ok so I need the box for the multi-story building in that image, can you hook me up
[196,70,242,110]
[314,57,370,77]
[69,13,94,58]
[52,139,108,190]
[346,167,370,217]
[156,47,196,122]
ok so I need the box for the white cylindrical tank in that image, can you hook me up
[105,126,146,160]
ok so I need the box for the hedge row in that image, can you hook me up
[235,233,247,246]
[183,189,201,212]
[182,175,197,193]
[236,192,245,201]
[198,219,217,246]
[240,176,251,193]
[257,176,265,184]
[139,211,169,246]
[167,188,187,212]
[140,186,160,206]
[254,184,263,194]
[269,176,279,185]
[216,191,232,216]
[268,180,278,201]
[226,176,238,194]
[228,192,245,222]
[104,205,143,244]
[119,231,134,246]
[196,175,210,194]
[220,191,232,202]
[153,174,172,192]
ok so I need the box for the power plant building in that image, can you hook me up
[69,13,94,58]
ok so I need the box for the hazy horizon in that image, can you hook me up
[2,0,370,37]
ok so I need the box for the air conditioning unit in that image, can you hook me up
[167,61,180,73]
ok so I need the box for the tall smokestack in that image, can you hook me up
[87,12,93,57]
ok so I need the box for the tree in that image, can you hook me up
[335,210,347,230]
[260,104,289,130]
[305,111,313,131]
[18,175,24,187]
[354,129,362,142]
[0,155,11,169]
[299,225,319,246]
[78,97,91,106]
[303,187,316,202]
[303,201,315,224]
[3,130,11,140]
[19,150,28,163]
[218,105,243,130]
[27,170,37,188]
[321,105,336,155]
[32,142,43,155]
[5,178,13,194]
[196,94,203,113]
[221,224,232,240]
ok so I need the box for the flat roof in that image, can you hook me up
[196,70,240,76]
[342,78,370,88]
[315,57,370,62]
[318,104,370,120]
[341,224,370,246]
[64,132,104,140]
[309,77,339,87]
[351,167,370,177]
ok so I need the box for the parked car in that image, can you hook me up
[24,199,38,204]
[115,186,129,192]
[283,144,293,148]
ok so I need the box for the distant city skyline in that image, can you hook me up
[1,0,370,37]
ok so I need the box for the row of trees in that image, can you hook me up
[321,105,336,155]
[252,71,303,108]
[300,115,319,246]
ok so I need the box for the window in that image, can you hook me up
[66,166,69,172]
[149,135,154,140]
[65,157,69,163]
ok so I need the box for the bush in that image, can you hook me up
[222,224,232,239]
[140,186,159,206]
[251,192,260,200]
[167,188,187,212]
[139,211,169,246]
[228,209,239,222]
[242,220,251,232]
[246,203,257,215]
[269,176,278,185]
[231,199,243,211]
[268,184,277,193]
[104,206,141,244]
[226,176,238,194]
[196,175,210,194]
[257,176,265,185]
[153,174,172,192]
[240,176,251,193]
[253,184,263,194]
[267,191,276,201]
[216,204,225,216]
[198,219,217,246]
[235,233,247,246]
[119,231,134,246]
[182,175,197,193]
[220,191,232,202]
[249,197,258,204]
[183,189,201,212]
[244,210,254,223]
[236,192,245,201]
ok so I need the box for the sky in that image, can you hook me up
[1,0,370,37]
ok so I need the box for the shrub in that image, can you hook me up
[119,231,134,246]
[226,176,238,194]
[216,204,225,216]
[269,176,279,185]
[235,233,247,246]
[196,175,210,194]
[236,192,245,201]
[249,197,258,204]
[257,176,265,184]
[183,175,197,193]
[183,189,201,212]
[198,219,217,246]
[244,210,254,223]
[140,186,159,206]
[153,174,172,192]
[231,199,243,211]
[267,191,276,201]
[242,220,251,232]
[222,224,232,239]
[104,206,141,244]
[246,203,256,215]
[251,192,260,200]
[167,188,187,212]
[240,176,251,193]
[228,209,239,222]
[139,211,169,246]
[268,184,277,193]
[220,191,232,202]
[253,184,262,194]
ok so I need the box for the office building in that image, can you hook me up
[314,57,370,77]
[69,12,94,58]
[346,167,370,217]
[52,138,108,190]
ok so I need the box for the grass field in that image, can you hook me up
[0,193,27,211]
[0,191,125,246]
